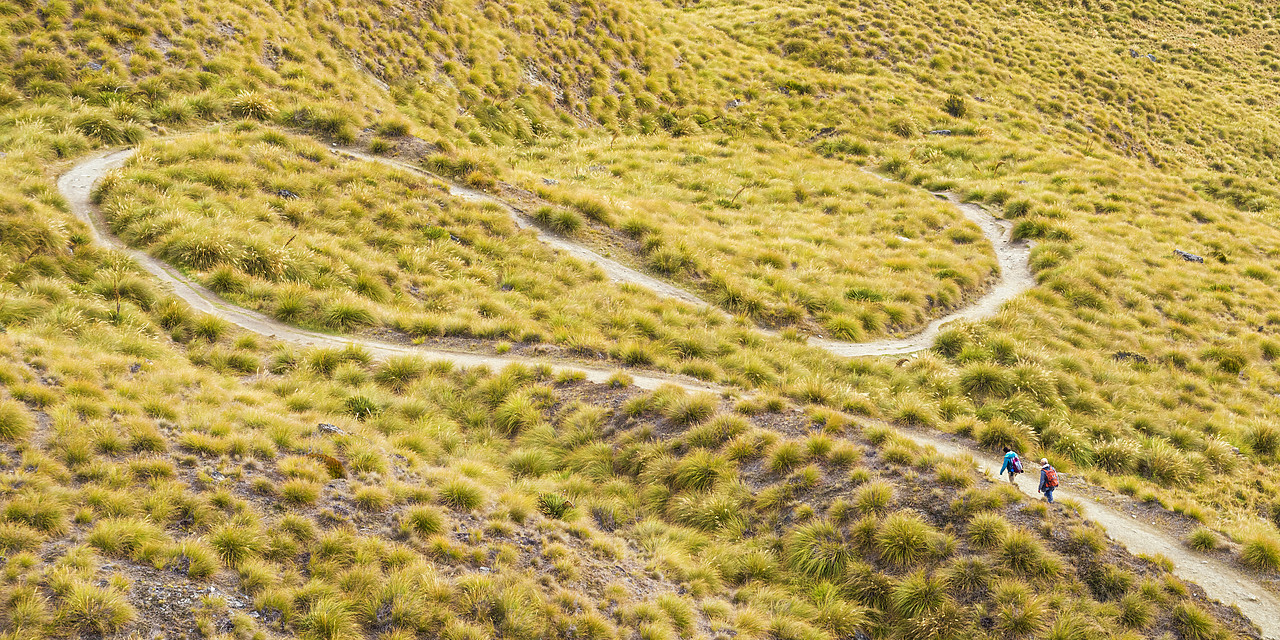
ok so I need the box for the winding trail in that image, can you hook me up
[341,149,1034,357]
[813,191,1033,356]
[58,149,718,394]
[58,147,1277,638]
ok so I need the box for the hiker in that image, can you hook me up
[1038,458,1059,503]
[998,447,1022,483]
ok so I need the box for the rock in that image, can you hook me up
[130,362,142,373]
[317,422,346,435]
[926,129,953,136]
[726,98,744,109]
[542,178,559,186]
[1129,49,1140,58]
[276,189,300,200]
[1147,54,1157,62]
[803,127,838,144]
[1174,248,1205,263]
[83,61,103,71]
[1112,351,1148,364]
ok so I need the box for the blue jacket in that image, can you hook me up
[999,451,1019,475]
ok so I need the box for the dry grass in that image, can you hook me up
[511,135,995,335]
[0,0,1276,634]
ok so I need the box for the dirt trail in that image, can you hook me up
[343,149,713,309]
[58,149,718,394]
[812,196,1033,356]
[340,150,1033,357]
[60,148,1278,638]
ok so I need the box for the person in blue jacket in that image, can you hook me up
[998,446,1021,483]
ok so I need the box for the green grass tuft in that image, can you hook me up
[55,582,135,635]
[0,399,34,441]
[1186,528,1220,552]
[787,520,852,579]
[1240,534,1280,572]
[876,512,934,567]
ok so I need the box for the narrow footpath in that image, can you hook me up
[340,149,1034,358]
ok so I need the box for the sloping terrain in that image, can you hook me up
[3,0,1280,637]
[57,140,1280,637]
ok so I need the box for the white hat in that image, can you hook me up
[1040,458,1049,465]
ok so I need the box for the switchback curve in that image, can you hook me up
[340,149,1034,357]
[58,148,718,394]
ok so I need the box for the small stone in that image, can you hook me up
[318,423,346,435]
[1174,248,1204,263]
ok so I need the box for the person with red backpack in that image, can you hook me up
[1038,458,1059,503]
[999,447,1023,483]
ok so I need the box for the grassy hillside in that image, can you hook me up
[488,0,1280,566]
[3,0,1280,633]
[0,181,1251,637]
[510,134,998,337]
[0,264,1258,638]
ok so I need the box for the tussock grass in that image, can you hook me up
[786,520,852,579]
[1240,535,1280,572]
[998,529,1060,578]
[0,399,34,440]
[876,512,934,567]
[518,135,994,336]
[943,556,991,595]
[55,582,135,635]
[0,0,1276,634]
[1186,528,1220,552]
[853,481,893,517]
[1172,602,1219,640]
[966,513,1009,550]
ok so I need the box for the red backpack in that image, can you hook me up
[1010,454,1024,474]
[1044,466,1059,488]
